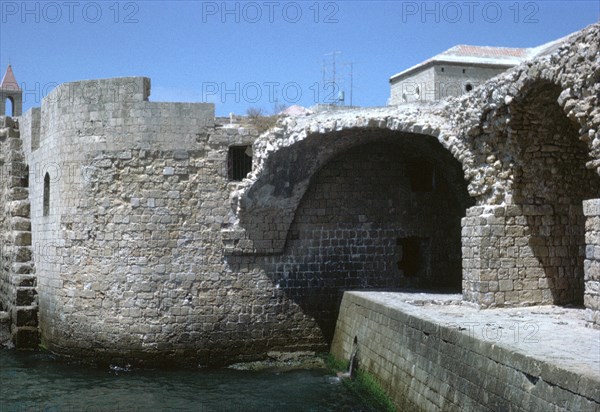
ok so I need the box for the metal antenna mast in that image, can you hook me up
[322,52,355,107]
[323,51,341,105]
[344,61,355,107]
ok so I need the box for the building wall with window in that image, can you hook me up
[390,63,510,104]
[433,64,510,99]
[389,66,435,103]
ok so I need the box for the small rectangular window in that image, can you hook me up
[228,146,252,181]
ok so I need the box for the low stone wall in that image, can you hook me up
[584,199,600,328]
[331,292,600,411]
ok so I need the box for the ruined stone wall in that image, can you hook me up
[233,23,599,313]
[456,24,600,307]
[461,84,600,307]
[0,116,37,347]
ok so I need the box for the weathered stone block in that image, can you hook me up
[583,199,600,217]
[12,327,39,349]
[14,306,38,327]
[10,200,30,217]
[13,232,31,246]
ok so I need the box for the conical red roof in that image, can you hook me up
[1,65,21,91]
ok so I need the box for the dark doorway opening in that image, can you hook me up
[228,146,252,181]
[397,237,428,278]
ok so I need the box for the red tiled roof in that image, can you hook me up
[1,65,21,91]
[445,45,530,59]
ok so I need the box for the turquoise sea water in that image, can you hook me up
[0,349,378,412]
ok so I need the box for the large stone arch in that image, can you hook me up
[459,23,600,308]
[508,80,600,305]
[266,134,473,340]
[226,107,482,256]
[225,125,474,345]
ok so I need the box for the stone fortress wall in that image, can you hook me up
[0,23,599,366]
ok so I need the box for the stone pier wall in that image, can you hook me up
[331,292,600,411]
[584,199,600,328]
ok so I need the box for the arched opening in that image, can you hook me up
[4,97,14,116]
[43,173,50,217]
[511,81,600,305]
[267,132,472,341]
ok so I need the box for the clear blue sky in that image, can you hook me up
[1,0,598,116]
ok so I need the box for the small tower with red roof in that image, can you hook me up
[0,65,22,116]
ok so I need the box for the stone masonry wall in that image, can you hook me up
[331,292,600,411]
[584,199,600,328]
[462,205,558,307]
[257,140,470,342]
[20,77,239,364]
[0,116,38,348]
[20,76,340,364]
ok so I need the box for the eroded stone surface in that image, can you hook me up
[0,23,598,363]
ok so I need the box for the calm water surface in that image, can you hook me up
[0,349,377,412]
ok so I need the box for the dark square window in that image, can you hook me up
[408,160,434,192]
[228,146,252,181]
[397,237,421,277]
